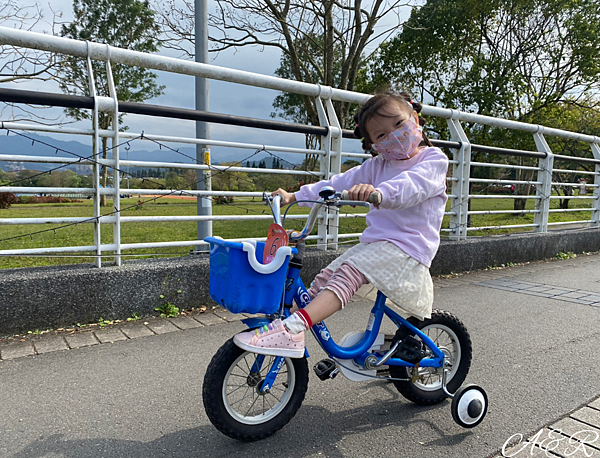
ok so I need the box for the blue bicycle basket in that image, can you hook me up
[205,237,298,314]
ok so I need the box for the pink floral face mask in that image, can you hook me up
[371,118,423,160]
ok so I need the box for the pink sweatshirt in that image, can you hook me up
[295,146,449,267]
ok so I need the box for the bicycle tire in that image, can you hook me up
[202,337,309,441]
[389,309,472,405]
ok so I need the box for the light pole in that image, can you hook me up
[195,0,212,252]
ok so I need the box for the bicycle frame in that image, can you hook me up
[241,260,446,393]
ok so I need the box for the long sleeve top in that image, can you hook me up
[294,146,449,267]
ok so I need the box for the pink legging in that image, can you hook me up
[307,262,368,308]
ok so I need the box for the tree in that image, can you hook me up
[270,32,358,170]
[155,0,410,168]
[342,159,360,172]
[36,170,82,188]
[368,0,600,211]
[59,0,164,206]
[0,1,64,124]
[211,162,256,192]
[181,169,197,189]
[250,169,299,193]
[535,103,600,209]
[371,0,600,119]
[165,170,185,190]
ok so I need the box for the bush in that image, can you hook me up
[16,196,80,204]
[470,184,514,195]
[213,196,235,205]
[0,192,17,209]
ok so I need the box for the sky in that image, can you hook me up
[0,0,409,165]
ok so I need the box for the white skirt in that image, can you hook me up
[327,241,433,320]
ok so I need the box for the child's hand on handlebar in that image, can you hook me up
[271,188,296,206]
[348,184,378,202]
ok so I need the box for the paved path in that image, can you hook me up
[1,254,600,457]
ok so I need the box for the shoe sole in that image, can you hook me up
[233,335,305,359]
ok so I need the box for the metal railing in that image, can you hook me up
[1,27,600,267]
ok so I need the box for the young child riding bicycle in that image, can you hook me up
[234,91,449,358]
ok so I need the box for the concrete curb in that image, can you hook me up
[0,306,249,361]
[3,252,597,362]
[2,227,600,337]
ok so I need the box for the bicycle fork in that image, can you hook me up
[251,354,286,394]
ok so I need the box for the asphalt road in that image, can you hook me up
[2,254,600,458]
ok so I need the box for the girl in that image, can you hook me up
[234,91,449,358]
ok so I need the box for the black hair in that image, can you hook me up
[353,90,433,156]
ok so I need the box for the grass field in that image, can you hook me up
[0,194,595,269]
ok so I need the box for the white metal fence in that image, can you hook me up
[1,27,600,267]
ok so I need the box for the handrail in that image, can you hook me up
[1,26,600,144]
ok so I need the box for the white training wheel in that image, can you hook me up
[451,384,488,428]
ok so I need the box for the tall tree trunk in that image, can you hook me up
[324,1,335,87]
[560,185,572,209]
[513,158,533,213]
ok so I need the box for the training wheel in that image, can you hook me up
[451,384,488,428]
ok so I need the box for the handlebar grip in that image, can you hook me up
[341,190,382,205]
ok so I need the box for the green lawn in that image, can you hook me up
[455,195,595,237]
[0,194,595,269]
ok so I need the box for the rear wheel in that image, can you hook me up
[202,337,309,441]
[389,310,472,405]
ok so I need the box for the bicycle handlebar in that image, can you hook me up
[271,194,283,226]
[340,190,382,205]
[267,188,381,243]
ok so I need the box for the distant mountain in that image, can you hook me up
[0,132,301,174]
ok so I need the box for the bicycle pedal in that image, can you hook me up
[314,358,339,381]
[396,335,426,364]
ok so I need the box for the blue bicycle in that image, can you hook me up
[202,187,488,441]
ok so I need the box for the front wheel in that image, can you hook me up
[202,337,309,441]
[389,309,472,405]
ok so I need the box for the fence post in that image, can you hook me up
[105,57,121,266]
[447,116,471,240]
[533,131,554,233]
[324,97,341,250]
[590,142,600,227]
[86,50,102,268]
[315,92,331,251]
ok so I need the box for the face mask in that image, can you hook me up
[371,118,423,160]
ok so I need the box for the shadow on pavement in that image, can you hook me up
[11,385,473,458]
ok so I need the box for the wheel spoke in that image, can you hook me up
[244,391,261,417]
[267,389,282,403]
[271,383,287,393]
[431,328,442,346]
[263,392,275,410]
[229,385,253,408]
[260,356,274,375]
[242,355,253,373]
[226,383,247,396]
[228,373,249,379]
